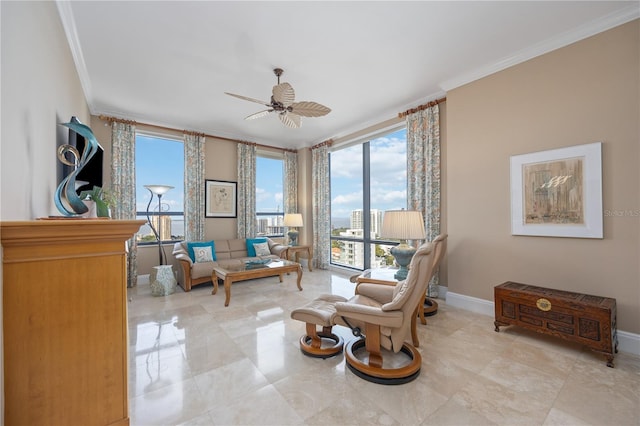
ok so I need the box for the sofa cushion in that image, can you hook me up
[253,241,271,256]
[245,237,267,257]
[193,245,214,263]
[187,241,216,262]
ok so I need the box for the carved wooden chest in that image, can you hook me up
[494,281,618,367]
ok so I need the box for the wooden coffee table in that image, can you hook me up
[212,259,303,306]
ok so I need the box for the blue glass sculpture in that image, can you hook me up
[54,117,100,216]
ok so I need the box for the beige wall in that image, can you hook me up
[446,20,639,333]
[1,1,90,221]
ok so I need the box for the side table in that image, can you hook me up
[286,245,313,272]
[150,265,177,296]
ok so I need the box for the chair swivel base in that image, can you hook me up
[344,339,422,385]
[423,297,438,316]
[299,332,344,358]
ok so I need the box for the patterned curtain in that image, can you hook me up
[311,143,331,269]
[283,151,298,214]
[237,142,256,238]
[183,133,205,241]
[110,121,138,287]
[406,104,441,297]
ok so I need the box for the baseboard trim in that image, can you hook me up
[445,291,640,356]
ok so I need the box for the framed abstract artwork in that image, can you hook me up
[510,142,603,238]
[205,179,237,218]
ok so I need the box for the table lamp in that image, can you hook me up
[381,209,426,280]
[284,213,303,246]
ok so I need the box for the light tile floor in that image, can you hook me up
[128,269,640,426]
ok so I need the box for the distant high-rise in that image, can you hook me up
[371,209,382,237]
[350,209,383,238]
[150,215,172,240]
[350,209,363,229]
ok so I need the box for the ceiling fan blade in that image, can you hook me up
[272,83,295,107]
[279,112,301,128]
[290,101,331,117]
[245,109,273,120]
[225,92,270,106]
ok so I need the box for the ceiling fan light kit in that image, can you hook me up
[225,68,331,128]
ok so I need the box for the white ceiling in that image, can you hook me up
[58,1,638,150]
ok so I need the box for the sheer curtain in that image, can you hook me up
[283,150,298,214]
[406,104,441,297]
[311,143,331,269]
[110,121,138,287]
[184,133,205,241]
[237,142,256,238]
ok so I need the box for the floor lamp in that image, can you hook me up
[144,184,174,265]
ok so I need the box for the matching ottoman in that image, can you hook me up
[291,294,347,358]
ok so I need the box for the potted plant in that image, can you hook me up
[79,186,114,218]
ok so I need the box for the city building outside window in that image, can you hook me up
[135,134,184,243]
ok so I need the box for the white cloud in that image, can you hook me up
[332,191,363,205]
[371,189,406,207]
[256,187,284,211]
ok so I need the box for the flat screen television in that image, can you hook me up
[60,116,103,194]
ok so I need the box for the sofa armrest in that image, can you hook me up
[267,238,289,258]
[174,252,193,265]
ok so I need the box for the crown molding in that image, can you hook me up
[56,1,95,114]
[441,5,640,92]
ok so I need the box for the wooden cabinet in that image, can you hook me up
[494,281,618,367]
[1,219,144,426]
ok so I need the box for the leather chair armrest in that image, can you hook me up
[355,283,395,304]
[355,282,396,302]
[335,301,403,327]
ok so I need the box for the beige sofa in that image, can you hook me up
[172,238,288,291]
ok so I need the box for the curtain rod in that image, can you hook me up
[310,139,333,150]
[98,114,297,153]
[397,97,446,119]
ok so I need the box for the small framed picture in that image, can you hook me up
[205,180,237,218]
[510,142,603,238]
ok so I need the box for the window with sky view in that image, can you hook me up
[330,127,407,269]
[135,134,184,242]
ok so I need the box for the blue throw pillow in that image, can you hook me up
[187,241,216,262]
[245,237,267,257]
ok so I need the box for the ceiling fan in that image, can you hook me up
[225,68,331,128]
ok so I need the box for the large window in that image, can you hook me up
[135,134,184,243]
[255,154,284,237]
[330,127,407,270]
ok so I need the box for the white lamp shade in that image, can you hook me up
[381,210,426,240]
[144,184,174,195]
[283,213,303,227]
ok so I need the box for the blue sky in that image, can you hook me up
[135,135,184,213]
[135,127,407,217]
[330,128,407,218]
[256,156,284,212]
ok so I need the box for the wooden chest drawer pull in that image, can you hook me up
[536,298,552,312]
